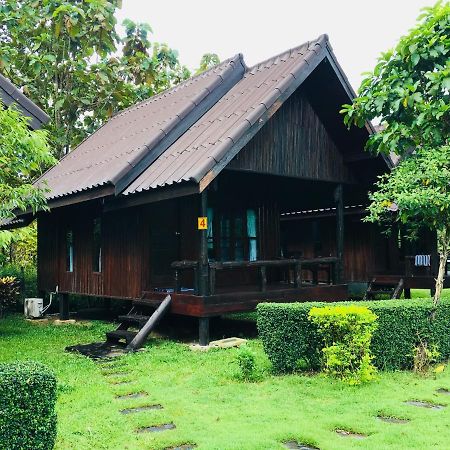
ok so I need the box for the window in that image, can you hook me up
[218,208,258,262]
[66,229,74,272]
[93,218,102,273]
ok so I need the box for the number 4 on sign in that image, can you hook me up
[198,217,208,230]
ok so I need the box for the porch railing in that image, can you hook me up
[171,257,339,296]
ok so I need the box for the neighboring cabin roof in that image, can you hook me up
[0,73,49,129]
[36,55,246,200]
[36,34,390,207]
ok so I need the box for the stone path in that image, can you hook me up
[95,359,198,448]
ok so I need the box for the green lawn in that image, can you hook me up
[1,314,450,450]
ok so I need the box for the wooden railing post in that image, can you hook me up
[198,190,209,296]
[334,184,344,284]
[294,261,302,288]
[260,265,267,292]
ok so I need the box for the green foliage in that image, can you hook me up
[257,298,450,373]
[0,223,38,268]
[236,345,259,382]
[0,361,57,450]
[341,2,450,303]
[0,276,19,316]
[0,100,55,219]
[341,1,449,157]
[196,53,220,74]
[308,305,378,384]
[0,264,37,299]
[0,0,191,158]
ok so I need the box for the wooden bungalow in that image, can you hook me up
[6,35,408,344]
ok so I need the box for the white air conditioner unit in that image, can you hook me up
[24,298,44,319]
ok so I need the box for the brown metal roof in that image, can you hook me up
[36,54,246,200]
[36,34,385,206]
[0,73,49,129]
[123,35,329,195]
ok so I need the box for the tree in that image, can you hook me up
[341,1,450,304]
[0,101,55,220]
[0,0,191,158]
[196,53,220,74]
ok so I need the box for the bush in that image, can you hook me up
[236,346,259,382]
[0,276,20,317]
[0,264,38,300]
[309,305,377,384]
[0,361,57,450]
[257,298,450,373]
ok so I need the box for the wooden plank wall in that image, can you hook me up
[281,214,399,282]
[228,87,356,184]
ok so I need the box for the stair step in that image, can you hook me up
[132,299,162,308]
[118,314,151,325]
[106,330,137,344]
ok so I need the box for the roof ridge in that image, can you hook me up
[111,54,245,120]
[246,34,329,73]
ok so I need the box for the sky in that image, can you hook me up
[116,0,436,90]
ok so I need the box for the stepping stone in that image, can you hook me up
[136,423,176,433]
[284,441,319,449]
[102,370,129,377]
[437,388,450,395]
[116,392,148,400]
[335,429,366,439]
[120,404,163,414]
[164,445,196,450]
[404,400,445,410]
[377,415,409,424]
[108,379,133,386]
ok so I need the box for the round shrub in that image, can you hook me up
[0,361,57,450]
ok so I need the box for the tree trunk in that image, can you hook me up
[434,227,450,307]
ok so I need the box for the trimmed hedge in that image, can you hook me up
[0,361,57,450]
[257,298,450,373]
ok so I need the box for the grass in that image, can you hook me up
[1,311,450,449]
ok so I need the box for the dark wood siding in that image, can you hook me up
[281,214,400,282]
[228,87,356,184]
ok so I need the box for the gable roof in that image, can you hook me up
[36,55,246,200]
[123,36,329,195]
[36,34,390,207]
[0,73,49,129]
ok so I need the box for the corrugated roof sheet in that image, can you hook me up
[36,54,245,200]
[123,35,328,195]
[0,73,49,129]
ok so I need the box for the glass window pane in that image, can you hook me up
[66,229,73,272]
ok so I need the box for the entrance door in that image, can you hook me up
[149,201,180,288]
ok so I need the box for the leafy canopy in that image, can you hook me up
[0,0,191,158]
[341,1,449,157]
[0,101,55,220]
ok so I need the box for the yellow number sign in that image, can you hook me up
[198,217,208,230]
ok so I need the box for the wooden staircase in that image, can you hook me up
[364,277,404,300]
[106,295,171,351]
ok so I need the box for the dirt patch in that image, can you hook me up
[116,391,148,400]
[283,441,319,449]
[377,416,409,424]
[404,400,445,410]
[66,342,127,359]
[136,423,176,433]
[101,370,129,377]
[120,404,163,414]
[335,429,366,439]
